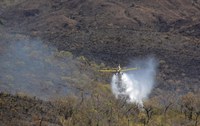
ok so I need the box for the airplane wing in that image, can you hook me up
[121,68,139,72]
[99,69,117,73]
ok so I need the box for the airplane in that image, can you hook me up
[99,64,139,75]
[99,65,139,91]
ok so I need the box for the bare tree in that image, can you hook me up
[194,92,200,126]
[181,92,196,120]
[142,100,155,125]
[157,91,176,116]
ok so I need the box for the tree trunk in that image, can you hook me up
[195,113,199,126]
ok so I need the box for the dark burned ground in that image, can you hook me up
[1,1,199,69]
[0,0,199,91]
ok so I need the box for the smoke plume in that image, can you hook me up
[111,57,157,106]
[0,39,90,100]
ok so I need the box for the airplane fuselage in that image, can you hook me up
[116,64,123,74]
[116,64,122,73]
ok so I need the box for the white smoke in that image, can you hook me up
[0,40,84,100]
[111,57,157,106]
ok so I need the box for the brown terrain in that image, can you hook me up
[1,0,199,88]
[0,0,200,125]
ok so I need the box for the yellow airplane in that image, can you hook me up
[99,64,139,75]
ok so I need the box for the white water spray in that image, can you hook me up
[111,58,157,106]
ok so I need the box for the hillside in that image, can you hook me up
[0,0,200,125]
[1,0,199,92]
